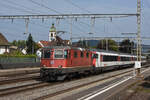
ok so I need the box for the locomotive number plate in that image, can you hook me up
[50,60,54,64]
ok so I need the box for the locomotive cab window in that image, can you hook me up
[54,49,64,58]
[43,50,51,58]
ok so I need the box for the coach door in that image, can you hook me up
[93,53,100,67]
[96,53,101,67]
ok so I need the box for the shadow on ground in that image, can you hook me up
[140,76,150,89]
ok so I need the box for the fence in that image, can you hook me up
[0,57,40,64]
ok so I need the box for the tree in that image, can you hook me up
[119,39,134,54]
[11,40,26,49]
[97,39,118,51]
[26,34,34,54]
[76,40,89,48]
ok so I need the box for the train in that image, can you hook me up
[40,46,146,81]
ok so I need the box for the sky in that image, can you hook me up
[0,0,150,45]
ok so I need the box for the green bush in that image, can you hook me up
[0,50,36,58]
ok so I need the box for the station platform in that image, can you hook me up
[0,67,40,77]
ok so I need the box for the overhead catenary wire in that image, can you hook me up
[0,0,140,42]
[0,1,37,14]
[64,0,91,13]
[27,0,89,39]
[28,0,61,14]
[3,0,48,14]
[0,0,56,38]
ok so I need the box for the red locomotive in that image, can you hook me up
[40,46,93,80]
[40,46,146,81]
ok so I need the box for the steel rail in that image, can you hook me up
[34,69,135,100]
[35,64,149,100]
[0,67,133,97]
[0,73,39,85]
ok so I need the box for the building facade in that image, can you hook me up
[0,33,10,54]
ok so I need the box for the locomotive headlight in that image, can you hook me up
[58,65,62,68]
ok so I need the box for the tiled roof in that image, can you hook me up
[38,36,70,47]
[0,33,10,46]
[38,41,53,47]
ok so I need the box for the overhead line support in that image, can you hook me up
[0,13,137,19]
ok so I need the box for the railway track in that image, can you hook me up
[34,69,134,100]
[0,64,149,100]
[0,67,136,99]
[34,65,150,100]
[0,73,40,85]
[0,82,51,97]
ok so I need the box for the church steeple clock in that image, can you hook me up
[49,23,56,41]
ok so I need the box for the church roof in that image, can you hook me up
[38,36,70,47]
[0,33,10,46]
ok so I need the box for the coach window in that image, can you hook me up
[74,51,78,58]
[43,50,51,58]
[103,55,118,62]
[81,51,84,58]
[86,52,89,58]
[121,57,130,61]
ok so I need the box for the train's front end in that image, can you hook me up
[40,46,69,81]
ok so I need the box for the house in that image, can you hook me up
[0,33,10,54]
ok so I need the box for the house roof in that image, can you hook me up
[38,36,70,48]
[0,33,10,46]
[38,41,53,47]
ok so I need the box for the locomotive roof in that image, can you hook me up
[42,46,137,56]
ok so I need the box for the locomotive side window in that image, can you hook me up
[43,50,51,58]
[81,51,84,58]
[86,52,89,58]
[103,55,118,62]
[54,49,64,58]
[74,51,78,58]
[64,50,68,58]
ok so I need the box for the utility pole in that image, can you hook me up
[135,0,142,77]
[106,38,108,51]
[70,18,73,45]
[25,18,29,34]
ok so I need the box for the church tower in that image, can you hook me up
[49,23,56,41]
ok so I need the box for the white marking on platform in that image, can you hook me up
[78,67,150,100]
